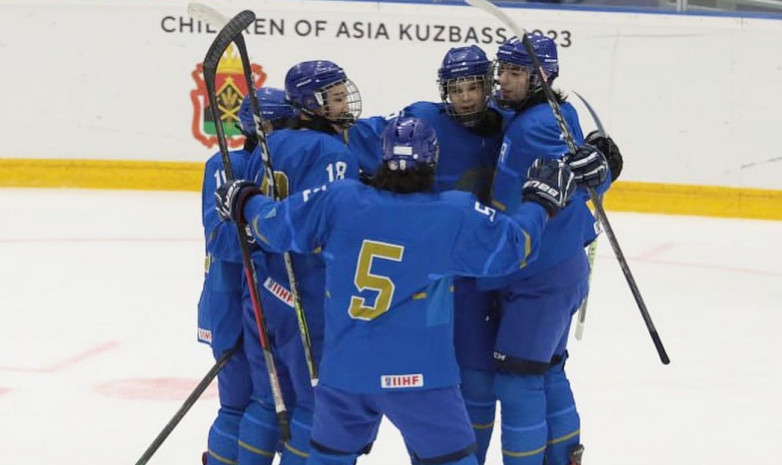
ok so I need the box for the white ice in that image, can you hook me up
[0,188,780,464]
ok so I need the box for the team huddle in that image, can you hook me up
[197,33,622,465]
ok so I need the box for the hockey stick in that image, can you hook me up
[202,9,291,440]
[573,92,607,138]
[576,239,597,341]
[133,341,240,465]
[465,0,670,365]
[572,91,606,341]
[189,2,319,387]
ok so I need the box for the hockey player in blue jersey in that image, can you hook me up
[242,60,362,465]
[342,47,509,462]
[401,45,504,199]
[393,45,510,463]
[198,87,297,465]
[478,35,617,465]
[348,46,504,187]
[214,115,576,465]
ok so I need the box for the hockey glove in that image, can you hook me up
[215,179,263,225]
[567,145,608,189]
[585,131,623,182]
[522,158,575,217]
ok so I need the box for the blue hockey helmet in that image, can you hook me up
[496,34,559,81]
[284,60,361,126]
[238,87,297,136]
[437,45,492,82]
[381,117,439,172]
[493,35,559,108]
[437,46,493,126]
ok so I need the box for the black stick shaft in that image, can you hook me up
[201,9,291,439]
[134,345,236,465]
[519,33,670,364]
[232,31,319,386]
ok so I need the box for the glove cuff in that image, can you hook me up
[522,192,557,218]
[234,186,263,224]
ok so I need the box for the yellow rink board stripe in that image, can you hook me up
[601,181,782,221]
[0,159,203,192]
[1,158,780,220]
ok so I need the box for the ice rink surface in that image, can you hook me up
[1,188,780,464]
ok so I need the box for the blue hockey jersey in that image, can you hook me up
[249,128,360,198]
[197,149,252,352]
[345,116,390,176]
[243,179,548,393]
[402,102,508,202]
[480,101,610,289]
[245,127,361,339]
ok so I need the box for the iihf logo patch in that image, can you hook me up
[381,374,424,389]
[263,277,294,308]
[197,327,212,344]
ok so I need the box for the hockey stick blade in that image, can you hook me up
[573,91,607,138]
[575,238,596,341]
[187,2,228,29]
[203,10,255,87]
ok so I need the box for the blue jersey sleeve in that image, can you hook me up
[203,152,245,263]
[447,197,548,277]
[400,102,439,119]
[347,116,390,176]
[243,184,331,256]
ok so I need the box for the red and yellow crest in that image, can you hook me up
[191,44,267,149]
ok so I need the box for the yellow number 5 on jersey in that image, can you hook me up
[348,239,405,321]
